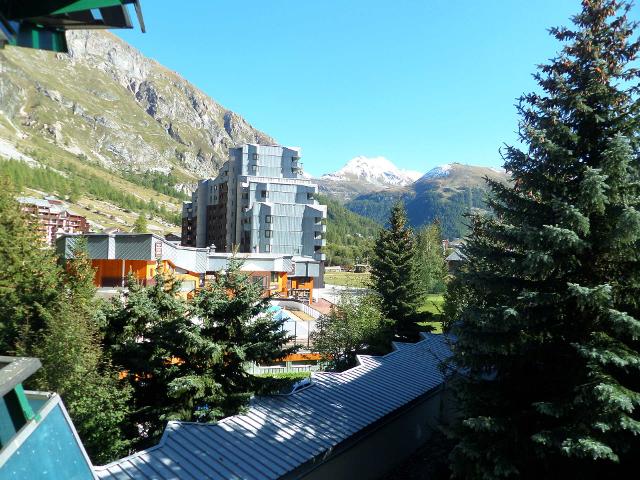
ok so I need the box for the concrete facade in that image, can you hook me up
[182,144,327,262]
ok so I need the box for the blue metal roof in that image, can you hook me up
[94,333,452,480]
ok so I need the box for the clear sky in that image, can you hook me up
[115,1,639,177]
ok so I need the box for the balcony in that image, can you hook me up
[314,238,326,247]
[314,224,327,233]
[0,357,94,479]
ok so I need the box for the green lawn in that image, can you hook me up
[418,294,445,334]
[324,271,371,288]
[419,294,445,315]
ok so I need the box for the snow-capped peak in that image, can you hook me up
[419,164,453,180]
[321,156,422,187]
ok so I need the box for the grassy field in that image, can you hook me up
[419,294,445,315]
[418,294,445,334]
[324,271,372,288]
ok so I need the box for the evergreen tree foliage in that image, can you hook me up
[191,258,296,418]
[316,193,379,267]
[101,271,191,447]
[102,258,295,447]
[371,201,422,339]
[414,222,448,295]
[312,293,390,371]
[34,237,133,464]
[0,177,61,354]
[132,213,148,233]
[447,2,640,477]
[0,181,132,463]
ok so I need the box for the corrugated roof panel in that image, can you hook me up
[95,334,451,480]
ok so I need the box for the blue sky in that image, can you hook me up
[116,1,638,177]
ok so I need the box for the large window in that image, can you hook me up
[261,190,268,199]
[265,215,272,223]
[265,230,272,238]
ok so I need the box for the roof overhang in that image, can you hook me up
[0,0,144,52]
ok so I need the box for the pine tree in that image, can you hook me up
[132,213,148,233]
[0,177,61,354]
[370,201,422,339]
[101,271,191,447]
[190,257,296,419]
[447,2,640,478]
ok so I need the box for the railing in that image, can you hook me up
[246,363,320,375]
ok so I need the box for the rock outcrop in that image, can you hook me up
[0,30,274,179]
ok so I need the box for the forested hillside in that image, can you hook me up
[318,194,380,266]
[346,164,509,238]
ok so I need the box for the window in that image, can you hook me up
[261,190,268,199]
[253,153,259,160]
[265,230,272,238]
[307,193,314,200]
[265,244,272,252]
[241,192,249,199]
[251,164,257,173]
[270,272,279,283]
[265,215,272,223]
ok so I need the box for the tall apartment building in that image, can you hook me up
[18,197,90,246]
[182,145,327,262]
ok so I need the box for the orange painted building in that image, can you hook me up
[57,233,320,303]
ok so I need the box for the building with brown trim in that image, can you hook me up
[18,197,89,246]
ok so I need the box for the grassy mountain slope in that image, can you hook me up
[0,33,382,256]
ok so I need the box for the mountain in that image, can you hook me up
[346,163,510,239]
[0,30,273,183]
[322,156,421,186]
[0,31,378,264]
[317,156,422,201]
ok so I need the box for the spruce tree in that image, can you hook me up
[102,258,294,447]
[190,257,295,419]
[371,201,422,339]
[34,237,132,463]
[447,2,640,478]
[101,271,191,447]
[0,181,132,463]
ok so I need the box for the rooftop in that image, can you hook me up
[95,333,452,480]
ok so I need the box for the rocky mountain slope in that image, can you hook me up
[0,30,273,182]
[347,163,510,239]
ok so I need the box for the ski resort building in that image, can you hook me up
[182,144,327,262]
[19,197,90,246]
[56,233,321,303]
